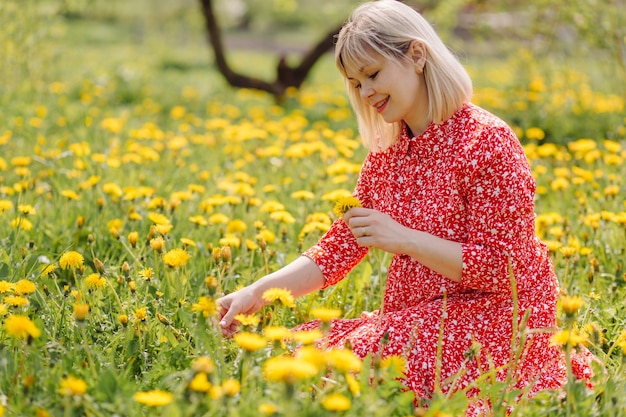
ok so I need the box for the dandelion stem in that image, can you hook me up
[80,324,98,379]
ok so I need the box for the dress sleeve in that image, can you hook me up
[459,125,538,294]
[301,155,373,289]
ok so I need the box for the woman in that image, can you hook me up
[218,0,592,411]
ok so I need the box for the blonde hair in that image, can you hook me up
[335,0,473,150]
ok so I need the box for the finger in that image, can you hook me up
[219,303,238,328]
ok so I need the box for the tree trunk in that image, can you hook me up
[198,0,341,100]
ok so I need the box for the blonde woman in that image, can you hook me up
[218,0,593,412]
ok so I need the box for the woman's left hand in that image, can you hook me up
[343,207,414,254]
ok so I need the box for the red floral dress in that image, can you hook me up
[301,103,592,411]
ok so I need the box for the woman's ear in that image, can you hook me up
[409,40,427,71]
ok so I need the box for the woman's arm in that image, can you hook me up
[343,208,463,282]
[217,256,324,337]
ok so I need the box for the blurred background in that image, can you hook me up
[1,0,624,143]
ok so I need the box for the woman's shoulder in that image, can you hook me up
[454,103,512,133]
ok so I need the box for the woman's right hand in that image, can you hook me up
[217,287,264,337]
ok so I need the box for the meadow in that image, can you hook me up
[0,1,625,416]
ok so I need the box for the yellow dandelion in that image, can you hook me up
[258,403,278,415]
[10,217,33,231]
[133,390,174,407]
[85,273,107,289]
[333,196,362,219]
[263,326,292,341]
[0,280,15,294]
[17,204,36,215]
[139,267,154,281]
[219,234,241,247]
[262,288,295,308]
[192,356,215,374]
[256,228,276,244]
[189,215,208,226]
[0,199,14,213]
[269,210,296,224]
[233,332,267,352]
[4,296,29,307]
[550,329,587,348]
[221,378,241,397]
[134,307,148,322]
[560,295,584,316]
[73,304,90,321]
[59,251,84,270]
[380,355,407,372]
[292,329,324,345]
[310,308,342,322]
[191,296,216,317]
[326,348,362,373]
[559,246,577,258]
[180,237,196,248]
[321,393,351,411]
[40,264,57,276]
[4,314,41,339]
[291,190,315,200]
[295,345,327,370]
[60,190,80,201]
[262,355,319,383]
[162,248,190,268]
[234,313,261,327]
[226,219,247,233]
[147,212,170,225]
[59,376,87,396]
[188,372,211,393]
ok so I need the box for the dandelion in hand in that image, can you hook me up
[333,196,361,218]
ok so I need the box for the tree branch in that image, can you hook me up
[198,0,340,99]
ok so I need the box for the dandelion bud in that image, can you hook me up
[258,238,267,251]
[97,198,104,211]
[76,216,86,228]
[87,233,94,244]
[93,257,105,274]
[21,247,26,259]
[122,261,131,277]
[281,227,288,243]
[73,303,90,321]
[156,312,170,325]
[128,280,136,293]
[221,246,231,263]
[212,247,221,263]
[43,285,50,296]
[117,275,123,285]
[169,198,181,212]
[109,227,120,240]
[118,314,129,326]
[205,276,217,290]
[128,231,139,248]
[150,236,164,252]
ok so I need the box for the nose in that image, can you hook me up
[359,82,374,100]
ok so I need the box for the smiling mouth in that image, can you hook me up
[374,97,389,113]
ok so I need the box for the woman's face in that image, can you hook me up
[345,45,429,135]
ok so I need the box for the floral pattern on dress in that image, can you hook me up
[300,103,593,410]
